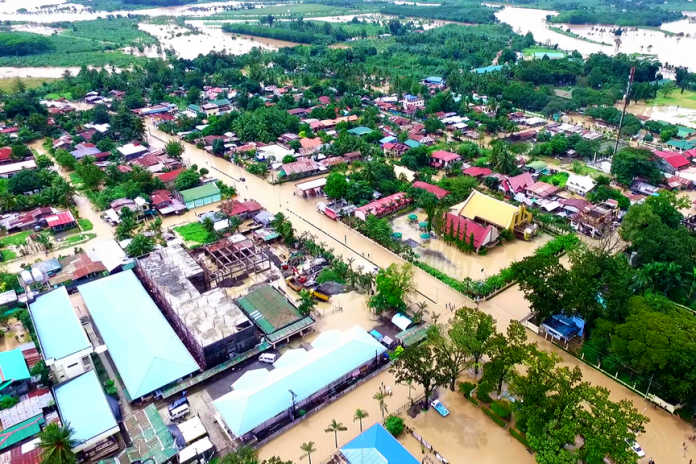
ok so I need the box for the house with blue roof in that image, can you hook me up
[348,127,373,136]
[423,76,444,85]
[0,349,30,397]
[79,270,200,401]
[472,65,503,74]
[340,423,420,464]
[214,326,386,439]
[54,369,120,457]
[29,286,93,383]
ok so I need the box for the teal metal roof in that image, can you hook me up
[0,415,43,451]
[29,286,91,361]
[214,326,386,437]
[471,65,503,74]
[341,423,420,464]
[55,370,118,448]
[180,183,220,202]
[404,139,421,148]
[666,139,695,150]
[79,271,199,400]
[0,349,30,383]
[348,126,373,136]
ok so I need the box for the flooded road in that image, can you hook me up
[495,6,696,70]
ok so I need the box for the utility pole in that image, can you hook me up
[614,66,636,156]
[645,374,654,399]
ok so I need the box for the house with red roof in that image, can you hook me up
[430,150,461,168]
[318,96,332,105]
[354,192,412,221]
[382,142,409,158]
[150,189,186,216]
[412,181,449,200]
[653,150,690,174]
[442,212,498,253]
[500,172,535,195]
[219,199,263,220]
[44,210,76,232]
[525,181,560,199]
[154,168,185,189]
[0,147,12,165]
[462,166,492,178]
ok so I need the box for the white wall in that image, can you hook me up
[50,346,94,383]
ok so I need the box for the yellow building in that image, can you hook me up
[451,190,537,239]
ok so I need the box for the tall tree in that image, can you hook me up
[299,441,317,464]
[453,307,495,375]
[368,263,416,314]
[480,320,528,394]
[324,419,347,448]
[373,388,389,419]
[390,343,442,410]
[428,321,468,391]
[353,408,369,432]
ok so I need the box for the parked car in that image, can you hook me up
[259,353,278,364]
[168,397,190,422]
[625,439,645,458]
[431,399,450,417]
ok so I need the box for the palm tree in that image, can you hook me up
[202,217,216,237]
[496,150,517,175]
[324,419,348,448]
[412,301,429,324]
[300,441,317,464]
[353,409,369,432]
[373,388,389,419]
[37,423,78,464]
[0,191,17,213]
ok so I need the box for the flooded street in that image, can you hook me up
[495,6,696,70]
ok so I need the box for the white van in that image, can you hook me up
[259,353,277,364]
[169,403,190,422]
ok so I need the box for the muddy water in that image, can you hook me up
[390,211,553,280]
[133,122,696,463]
[495,6,696,70]
[622,101,696,128]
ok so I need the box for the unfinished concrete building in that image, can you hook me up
[137,244,258,368]
[200,234,271,286]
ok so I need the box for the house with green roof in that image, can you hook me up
[0,415,44,452]
[237,285,315,348]
[0,349,30,397]
[666,139,696,151]
[347,126,373,136]
[676,125,696,139]
[177,182,221,209]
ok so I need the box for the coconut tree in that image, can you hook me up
[353,408,369,432]
[324,419,348,447]
[373,388,389,419]
[300,441,317,464]
[37,423,78,464]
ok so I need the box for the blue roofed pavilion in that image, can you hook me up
[340,423,419,464]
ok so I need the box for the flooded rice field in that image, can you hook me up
[390,211,553,280]
[496,6,696,70]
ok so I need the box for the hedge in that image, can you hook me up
[413,234,579,298]
[467,395,480,407]
[509,428,530,448]
[458,381,476,397]
[491,399,512,421]
[481,406,506,428]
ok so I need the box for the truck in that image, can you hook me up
[310,288,330,302]
[286,276,303,292]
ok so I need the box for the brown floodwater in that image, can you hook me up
[496,6,696,71]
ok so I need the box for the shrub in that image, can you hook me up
[458,381,476,397]
[0,396,19,410]
[491,399,512,421]
[467,396,480,407]
[481,406,506,428]
[316,267,346,284]
[476,383,494,403]
[509,428,529,447]
[384,415,405,437]
[103,379,118,396]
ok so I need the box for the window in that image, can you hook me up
[82,356,91,368]
[67,363,78,369]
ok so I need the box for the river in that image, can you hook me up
[495,6,696,71]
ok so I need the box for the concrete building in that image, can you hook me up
[213,326,386,442]
[79,271,200,401]
[566,174,596,196]
[28,287,93,382]
[137,245,259,368]
[177,183,222,209]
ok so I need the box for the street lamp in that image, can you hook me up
[289,389,298,416]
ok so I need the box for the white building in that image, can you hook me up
[29,287,94,382]
[566,174,596,196]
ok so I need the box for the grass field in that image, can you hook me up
[539,171,570,188]
[522,46,562,57]
[1,250,16,261]
[77,218,94,231]
[0,231,31,247]
[650,89,696,110]
[173,222,214,246]
[0,77,57,93]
